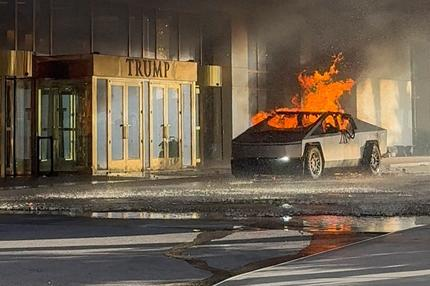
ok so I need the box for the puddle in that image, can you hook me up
[284,215,430,234]
[89,210,430,235]
[3,209,429,286]
[91,211,202,220]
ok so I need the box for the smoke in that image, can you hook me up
[245,0,430,150]
[252,0,428,78]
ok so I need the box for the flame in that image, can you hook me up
[252,53,355,129]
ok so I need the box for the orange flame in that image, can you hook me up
[252,53,355,129]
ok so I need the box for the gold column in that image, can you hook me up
[0,76,5,177]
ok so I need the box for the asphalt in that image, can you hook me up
[218,224,430,286]
[1,157,429,285]
[0,215,315,286]
[1,156,430,218]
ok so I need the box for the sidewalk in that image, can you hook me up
[218,223,430,285]
[1,157,430,218]
[0,167,230,191]
[382,156,430,174]
[1,156,429,190]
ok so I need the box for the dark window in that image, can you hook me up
[52,0,90,55]
[129,7,142,58]
[35,0,50,54]
[248,30,268,112]
[17,0,33,51]
[156,11,178,60]
[0,0,15,50]
[143,10,155,58]
[93,0,128,56]
[179,14,200,62]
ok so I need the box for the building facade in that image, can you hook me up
[2,0,430,177]
[0,0,245,176]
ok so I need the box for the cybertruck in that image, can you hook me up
[231,111,387,178]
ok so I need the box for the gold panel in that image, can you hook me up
[93,54,197,82]
[0,50,32,77]
[201,65,222,87]
[93,54,121,77]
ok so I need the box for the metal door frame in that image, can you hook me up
[0,76,5,177]
[107,80,143,173]
[37,81,80,173]
[4,78,16,176]
[149,81,182,170]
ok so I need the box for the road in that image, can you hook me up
[1,173,430,217]
[218,224,430,286]
[0,215,320,286]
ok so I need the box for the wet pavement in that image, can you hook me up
[2,172,430,217]
[1,164,430,285]
[0,214,427,286]
[218,221,430,286]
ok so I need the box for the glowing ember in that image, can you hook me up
[252,53,355,129]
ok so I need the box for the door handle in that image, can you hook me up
[121,124,129,139]
[163,125,169,139]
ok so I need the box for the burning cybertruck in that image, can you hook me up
[231,111,387,178]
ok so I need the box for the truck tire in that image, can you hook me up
[305,146,324,179]
[363,143,381,175]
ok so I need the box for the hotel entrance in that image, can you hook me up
[93,54,198,175]
[0,51,33,177]
[108,82,143,173]
[100,79,196,174]
[2,78,33,176]
[150,83,181,170]
[38,85,76,172]
[2,54,198,177]
[36,81,92,174]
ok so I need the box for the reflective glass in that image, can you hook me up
[143,82,150,168]
[35,0,50,54]
[14,80,32,175]
[129,11,142,58]
[152,87,164,158]
[143,11,156,58]
[182,85,192,166]
[60,93,75,161]
[0,0,15,50]
[179,15,200,62]
[52,0,90,55]
[156,12,178,60]
[38,88,51,163]
[5,81,13,172]
[97,79,107,169]
[93,0,128,56]
[111,86,124,160]
[17,0,33,51]
[168,88,179,158]
[128,86,140,159]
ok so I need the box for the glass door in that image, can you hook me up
[126,85,142,172]
[5,78,32,176]
[56,89,77,169]
[38,86,77,172]
[150,83,181,170]
[108,82,142,173]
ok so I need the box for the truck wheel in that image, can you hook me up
[363,143,381,175]
[305,146,324,179]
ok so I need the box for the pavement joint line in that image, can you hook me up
[214,224,427,286]
[389,162,430,168]
[165,229,235,284]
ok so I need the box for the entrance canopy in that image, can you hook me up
[34,54,199,175]
[34,54,197,82]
